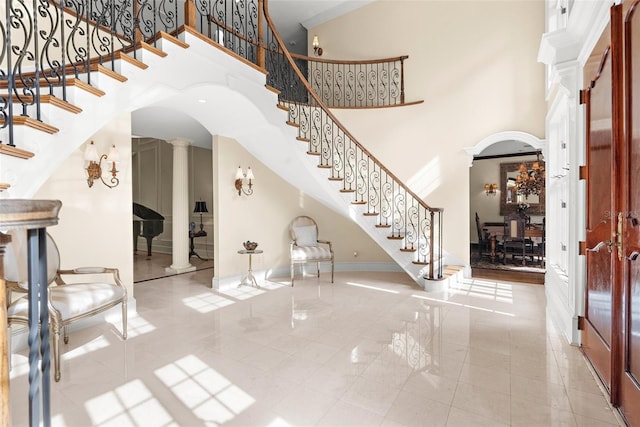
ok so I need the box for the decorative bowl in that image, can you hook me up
[243,241,258,251]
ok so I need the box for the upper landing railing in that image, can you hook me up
[0,0,443,279]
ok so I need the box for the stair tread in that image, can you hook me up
[122,40,168,58]
[0,143,35,159]
[0,182,10,191]
[0,94,82,114]
[0,78,105,97]
[0,116,58,134]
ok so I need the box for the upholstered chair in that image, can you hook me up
[289,216,334,286]
[4,230,127,381]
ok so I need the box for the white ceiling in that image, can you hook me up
[268,0,373,54]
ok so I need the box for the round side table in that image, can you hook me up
[237,249,263,288]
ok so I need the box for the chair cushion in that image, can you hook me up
[8,283,125,321]
[295,225,318,247]
[292,245,332,261]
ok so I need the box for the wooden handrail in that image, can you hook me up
[290,51,409,66]
[262,0,440,213]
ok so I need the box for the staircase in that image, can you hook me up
[0,0,454,288]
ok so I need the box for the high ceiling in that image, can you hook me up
[132,0,371,142]
[268,0,373,55]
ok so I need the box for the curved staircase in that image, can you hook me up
[0,0,457,288]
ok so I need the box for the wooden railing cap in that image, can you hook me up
[0,199,62,229]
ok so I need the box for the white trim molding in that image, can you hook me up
[464,131,546,167]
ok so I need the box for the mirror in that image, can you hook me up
[500,161,545,216]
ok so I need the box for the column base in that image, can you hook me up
[165,265,196,275]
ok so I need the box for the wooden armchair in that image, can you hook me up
[4,230,127,381]
[501,213,534,265]
[474,212,493,261]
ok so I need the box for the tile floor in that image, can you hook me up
[9,270,624,426]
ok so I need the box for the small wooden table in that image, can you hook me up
[189,230,207,260]
[237,249,263,288]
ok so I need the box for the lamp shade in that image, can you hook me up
[245,167,254,180]
[107,144,120,162]
[84,141,99,161]
[312,35,319,48]
[194,201,208,213]
[235,166,244,180]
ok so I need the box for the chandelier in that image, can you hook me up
[516,152,545,198]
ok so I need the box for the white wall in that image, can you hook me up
[312,0,546,264]
[35,113,134,298]
[213,134,394,286]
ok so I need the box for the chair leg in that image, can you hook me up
[52,324,61,382]
[63,325,69,344]
[331,261,334,283]
[290,263,295,287]
[121,300,128,340]
[317,262,320,278]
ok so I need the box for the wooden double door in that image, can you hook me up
[583,2,640,425]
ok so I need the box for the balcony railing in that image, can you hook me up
[291,53,410,108]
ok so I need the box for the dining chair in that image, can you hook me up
[501,213,533,265]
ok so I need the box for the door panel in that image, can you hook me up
[619,2,640,424]
[584,39,616,391]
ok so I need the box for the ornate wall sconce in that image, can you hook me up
[312,35,323,57]
[485,183,497,195]
[235,166,255,196]
[84,141,119,188]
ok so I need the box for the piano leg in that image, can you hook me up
[145,237,153,257]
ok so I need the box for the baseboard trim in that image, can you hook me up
[211,261,404,290]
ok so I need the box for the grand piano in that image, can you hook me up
[133,202,164,256]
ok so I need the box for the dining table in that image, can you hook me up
[482,221,545,265]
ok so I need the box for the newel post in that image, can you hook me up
[257,0,266,68]
[184,0,197,30]
[0,231,11,427]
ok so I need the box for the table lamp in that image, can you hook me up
[193,200,208,232]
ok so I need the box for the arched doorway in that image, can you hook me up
[465,131,546,284]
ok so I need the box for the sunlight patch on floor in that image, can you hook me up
[346,281,400,294]
[183,292,234,313]
[85,379,175,426]
[411,294,515,317]
[62,336,110,361]
[126,314,156,338]
[155,354,255,424]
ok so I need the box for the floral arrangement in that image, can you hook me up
[517,202,530,212]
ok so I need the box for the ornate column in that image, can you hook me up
[166,138,196,275]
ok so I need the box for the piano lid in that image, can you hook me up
[133,202,165,220]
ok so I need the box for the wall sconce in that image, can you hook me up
[312,35,323,57]
[484,183,497,196]
[84,141,119,188]
[235,166,255,196]
[193,200,208,232]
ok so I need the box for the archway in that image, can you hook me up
[465,131,546,283]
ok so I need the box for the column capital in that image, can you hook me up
[167,138,193,148]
